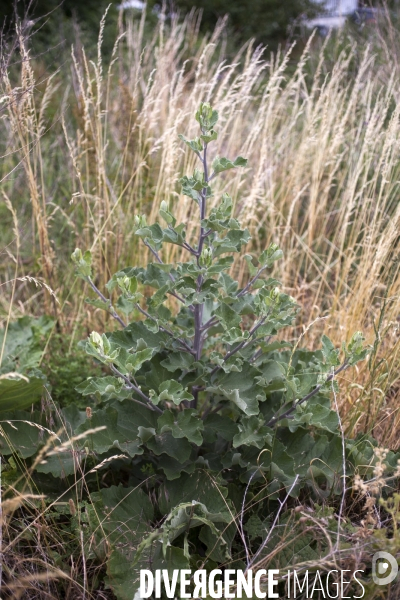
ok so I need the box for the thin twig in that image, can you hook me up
[143,240,163,264]
[110,365,163,414]
[245,474,300,571]
[250,337,272,363]
[210,316,267,376]
[266,361,349,428]
[237,267,267,298]
[135,303,194,355]
[87,277,126,328]
[240,470,257,568]
[201,317,219,331]
[181,240,198,255]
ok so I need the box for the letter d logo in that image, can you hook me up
[372,552,398,586]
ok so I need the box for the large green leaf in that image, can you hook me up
[76,375,132,401]
[211,365,265,416]
[106,551,136,600]
[203,413,239,442]
[151,380,194,405]
[160,352,194,372]
[198,521,233,562]
[0,409,51,458]
[146,431,192,463]
[152,545,189,574]
[214,302,241,329]
[156,454,196,480]
[213,228,251,256]
[76,405,144,456]
[289,396,339,433]
[212,155,248,174]
[159,500,229,546]
[158,471,232,523]
[0,316,53,374]
[158,409,203,445]
[233,416,272,448]
[37,450,78,478]
[109,320,170,353]
[36,405,89,478]
[0,374,44,414]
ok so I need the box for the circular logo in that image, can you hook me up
[372,552,398,586]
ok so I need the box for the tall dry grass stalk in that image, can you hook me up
[1,29,59,316]
[1,10,400,441]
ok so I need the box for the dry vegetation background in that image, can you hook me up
[2,9,400,444]
[1,6,400,599]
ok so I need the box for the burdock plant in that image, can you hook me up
[72,103,370,598]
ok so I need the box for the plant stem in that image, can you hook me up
[134,304,195,355]
[192,141,209,406]
[210,316,267,376]
[87,277,126,328]
[237,266,266,298]
[110,365,163,414]
[201,316,218,331]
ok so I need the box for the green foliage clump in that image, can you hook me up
[0,316,101,412]
[43,334,103,409]
[0,103,392,600]
[67,102,376,597]
[0,316,52,414]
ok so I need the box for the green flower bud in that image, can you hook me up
[71,248,82,264]
[270,287,281,301]
[134,214,147,229]
[199,248,213,268]
[90,331,103,351]
[348,331,365,355]
[71,248,92,277]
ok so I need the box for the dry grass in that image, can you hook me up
[2,10,400,598]
[1,10,400,443]
[0,412,113,599]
